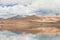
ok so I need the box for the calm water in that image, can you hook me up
[0,31,60,40]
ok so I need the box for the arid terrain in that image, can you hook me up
[0,15,60,34]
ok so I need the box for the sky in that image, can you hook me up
[0,0,60,18]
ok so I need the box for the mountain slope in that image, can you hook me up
[0,15,60,34]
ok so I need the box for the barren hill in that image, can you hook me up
[0,15,60,34]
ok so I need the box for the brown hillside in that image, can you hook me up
[0,15,60,34]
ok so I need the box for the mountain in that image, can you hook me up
[1,14,60,23]
[8,14,60,22]
[0,14,60,34]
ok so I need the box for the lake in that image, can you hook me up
[0,31,59,40]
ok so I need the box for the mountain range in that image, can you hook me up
[5,14,60,22]
[0,14,60,34]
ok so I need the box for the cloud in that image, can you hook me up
[0,0,60,18]
[0,0,31,5]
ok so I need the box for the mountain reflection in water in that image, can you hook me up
[0,31,59,40]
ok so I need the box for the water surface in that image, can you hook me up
[0,31,60,40]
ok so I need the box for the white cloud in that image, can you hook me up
[0,0,60,18]
[0,0,31,5]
